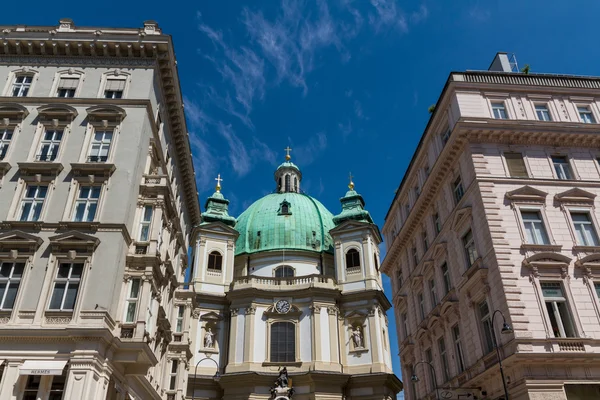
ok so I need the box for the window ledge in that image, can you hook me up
[18,161,64,176]
[573,245,600,253]
[0,161,11,175]
[200,347,219,354]
[349,348,369,355]
[521,243,562,252]
[262,361,302,367]
[70,162,115,178]
[462,258,483,279]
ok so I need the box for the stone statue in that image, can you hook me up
[204,327,215,348]
[352,326,364,348]
[270,367,295,399]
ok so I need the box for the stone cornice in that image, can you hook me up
[0,23,201,226]
[0,221,132,245]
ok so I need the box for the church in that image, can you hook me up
[187,150,402,399]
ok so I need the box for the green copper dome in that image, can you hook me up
[234,192,335,256]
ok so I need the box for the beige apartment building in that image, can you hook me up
[0,19,199,399]
[381,53,600,400]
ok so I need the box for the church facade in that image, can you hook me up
[186,155,402,399]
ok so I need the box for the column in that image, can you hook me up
[328,306,341,372]
[227,308,238,366]
[0,361,22,400]
[311,305,321,365]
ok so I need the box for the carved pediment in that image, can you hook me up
[200,311,223,321]
[432,242,447,259]
[86,105,126,126]
[452,207,472,231]
[506,186,547,202]
[523,252,571,268]
[197,221,239,237]
[344,310,368,320]
[263,303,302,318]
[0,230,42,253]
[49,231,100,254]
[555,188,596,204]
[575,253,600,268]
[37,104,78,124]
[440,301,459,318]
[0,103,29,125]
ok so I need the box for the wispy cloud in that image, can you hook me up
[368,0,408,33]
[188,133,218,192]
[410,4,429,24]
[354,99,366,119]
[338,120,353,140]
[215,122,252,177]
[292,131,328,165]
[251,137,278,166]
[468,5,491,22]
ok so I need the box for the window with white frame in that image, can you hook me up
[551,155,573,180]
[11,75,32,97]
[37,129,63,161]
[0,128,13,160]
[438,336,449,382]
[169,360,178,390]
[462,229,478,267]
[505,152,529,178]
[441,263,451,296]
[88,130,113,162]
[541,282,577,338]
[535,104,552,121]
[453,176,464,204]
[123,278,141,323]
[578,106,596,123]
[104,78,125,99]
[49,262,84,311]
[0,261,25,310]
[56,77,79,98]
[418,292,425,321]
[491,101,508,119]
[429,279,438,307]
[138,206,153,242]
[175,305,184,333]
[521,210,550,245]
[73,186,101,222]
[478,300,495,354]
[19,185,48,222]
[452,324,465,373]
[270,321,296,362]
[570,211,600,246]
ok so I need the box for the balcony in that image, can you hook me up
[140,174,168,196]
[231,274,338,292]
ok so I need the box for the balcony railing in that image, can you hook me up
[231,274,337,291]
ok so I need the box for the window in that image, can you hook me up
[275,265,294,278]
[521,210,550,245]
[104,78,125,99]
[414,185,420,198]
[175,306,184,333]
[422,230,429,253]
[491,102,508,119]
[285,175,291,192]
[433,212,441,234]
[438,337,449,382]
[441,129,451,145]
[462,230,478,267]
[552,156,573,180]
[56,77,79,98]
[48,374,66,400]
[138,206,153,241]
[578,106,596,123]
[49,262,84,311]
[0,128,13,160]
[411,246,419,267]
[441,263,451,296]
[73,186,101,222]
[37,129,63,161]
[346,249,361,270]
[541,282,577,338]
[418,292,425,321]
[270,321,295,362]
[505,152,529,178]
[169,360,178,390]
[570,211,600,246]
[401,312,408,339]
[404,203,410,219]
[424,164,430,177]
[453,325,465,374]
[19,185,48,222]
[281,203,289,214]
[12,75,32,97]
[22,375,42,400]
[88,130,113,162]
[429,279,438,307]
[373,253,379,272]
[425,348,434,391]
[595,283,600,302]
[535,104,552,121]
[207,251,223,272]
[478,300,495,354]
[0,262,24,310]
[453,176,464,204]
[123,278,140,323]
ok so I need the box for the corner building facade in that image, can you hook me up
[382,53,600,400]
[188,158,401,399]
[0,20,200,399]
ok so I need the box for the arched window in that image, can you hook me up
[346,249,361,270]
[270,321,295,362]
[285,175,291,192]
[294,177,298,192]
[207,251,222,271]
[275,265,294,278]
[281,203,289,214]
[374,254,379,272]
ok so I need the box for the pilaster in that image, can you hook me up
[243,306,255,363]
[0,361,21,400]
[228,308,239,366]
[63,357,111,400]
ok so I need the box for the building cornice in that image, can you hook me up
[0,21,201,226]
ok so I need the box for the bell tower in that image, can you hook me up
[274,146,302,193]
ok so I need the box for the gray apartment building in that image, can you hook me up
[0,19,200,400]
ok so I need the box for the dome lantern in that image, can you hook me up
[274,146,302,193]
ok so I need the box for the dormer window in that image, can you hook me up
[281,203,289,214]
[278,200,292,215]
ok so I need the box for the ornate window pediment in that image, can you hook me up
[200,311,223,321]
[278,199,291,215]
[86,105,126,127]
[37,104,78,126]
[506,185,548,202]
[48,231,100,255]
[264,303,302,318]
[0,103,29,126]
[523,252,571,278]
[452,206,472,232]
[0,230,42,255]
[432,242,447,260]
[555,188,596,205]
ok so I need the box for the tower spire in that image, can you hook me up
[202,174,236,227]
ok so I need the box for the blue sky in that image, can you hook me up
[6,0,600,396]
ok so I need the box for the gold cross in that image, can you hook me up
[284,146,292,161]
[215,174,223,192]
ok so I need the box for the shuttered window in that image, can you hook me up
[58,77,79,89]
[505,152,528,177]
[105,79,126,91]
